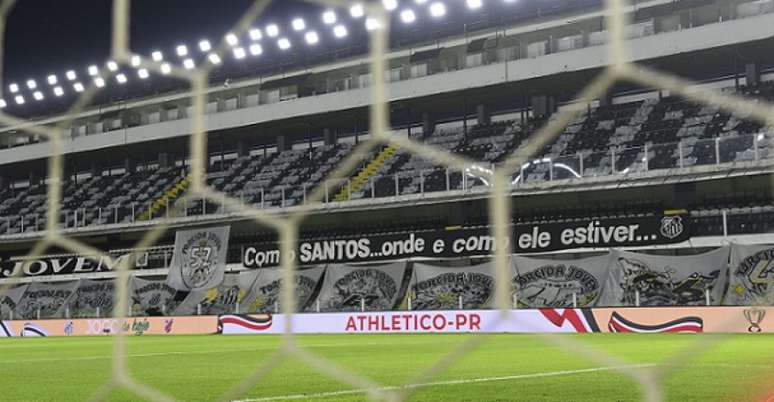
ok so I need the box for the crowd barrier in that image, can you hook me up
[2,307,770,337]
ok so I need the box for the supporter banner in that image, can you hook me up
[0,315,218,337]
[173,271,260,316]
[512,254,612,308]
[243,215,691,267]
[0,251,149,278]
[726,244,774,305]
[240,266,325,313]
[167,226,230,291]
[219,307,774,335]
[130,277,179,316]
[0,284,28,318]
[599,247,730,307]
[13,281,80,319]
[68,280,115,318]
[317,263,407,312]
[410,263,494,310]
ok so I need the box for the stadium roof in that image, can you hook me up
[1,0,601,119]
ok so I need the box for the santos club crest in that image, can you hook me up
[660,216,684,240]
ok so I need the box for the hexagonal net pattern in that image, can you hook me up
[0,0,773,401]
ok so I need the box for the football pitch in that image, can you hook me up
[2,334,773,401]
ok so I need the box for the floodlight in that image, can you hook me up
[88,65,99,76]
[152,50,163,62]
[107,60,119,71]
[176,44,188,57]
[138,68,149,79]
[73,82,85,92]
[415,0,429,4]
[66,70,77,81]
[14,95,24,105]
[292,18,306,31]
[350,4,365,18]
[183,58,195,69]
[383,0,398,10]
[266,24,279,37]
[322,10,336,24]
[26,79,37,90]
[400,9,416,23]
[33,91,44,101]
[130,55,141,67]
[53,86,64,97]
[208,53,222,64]
[160,63,172,75]
[466,0,482,9]
[305,31,319,45]
[116,73,128,84]
[278,37,291,50]
[249,43,263,56]
[225,33,239,46]
[233,47,246,59]
[249,28,262,41]
[198,40,211,52]
[333,24,348,38]
[8,83,18,93]
[47,74,58,85]
[365,17,380,31]
[430,2,446,17]
[0,99,6,108]
[94,77,106,88]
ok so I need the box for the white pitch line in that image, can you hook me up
[232,364,658,402]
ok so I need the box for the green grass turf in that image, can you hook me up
[1,334,773,401]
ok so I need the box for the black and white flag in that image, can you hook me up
[512,254,612,308]
[0,284,28,318]
[68,279,116,318]
[173,271,260,316]
[130,277,179,316]
[167,226,231,291]
[410,263,494,310]
[317,263,407,312]
[600,247,730,307]
[14,281,79,319]
[726,243,774,306]
[240,266,325,313]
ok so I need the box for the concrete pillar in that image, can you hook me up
[530,95,556,119]
[476,104,491,125]
[422,112,436,135]
[323,129,337,145]
[745,62,760,87]
[90,162,101,177]
[28,172,39,186]
[124,157,136,173]
[158,153,171,168]
[236,140,251,157]
[277,135,291,152]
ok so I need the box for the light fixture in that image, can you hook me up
[160,63,172,75]
[88,65,99,76]
[333,24,348,38]
[278,37,291,50]
[430,2,446,17]
[94,77,106,88]
[14,95,24,105]
[130,55,141,67]
[208,53,222,64]
[53,86,64,97]
[400,9,416,23]
[152,50,164,62]
[249,43,263,56]
[365,17,380,31]
[466,0,482,9]
[47,74,58,85]
[116,73,128,84]
[383,0,398,10]
[350,3,365,18]
[107,60,119,71]
[322,10,337,24]
[33,91,44,101]
[183,58,195,69]
[233,47,246,59]
[66,70,77,81]
[305,31,319,45]
[176,44,188,57]
[138,68,149,79]
[199,39,211,52]
[225,33,239,46]
[415,0,429,3]
[266,24,279,37]
[292,18,306,31]
[26,79,37,90]
[0,99,6,108]
[73,82,85,92]
[8,83,18,93]
[249,28,262,41]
